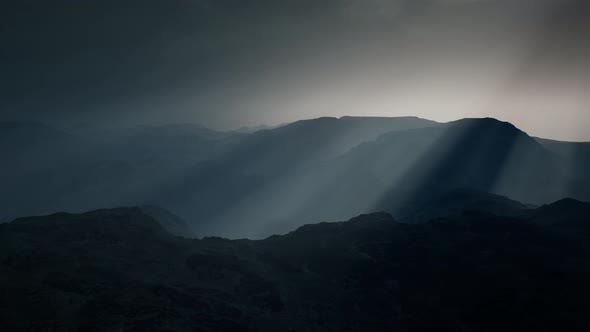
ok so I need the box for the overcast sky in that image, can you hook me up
[1,0,589,140]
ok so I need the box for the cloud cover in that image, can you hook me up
[1,0,589,140]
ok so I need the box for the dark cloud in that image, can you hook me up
[1,0,589,139]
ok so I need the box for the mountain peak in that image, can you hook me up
[527,198,590,226]
[538,198,589,211]
[6,207,168,239]
[447,117,523,133]
[284,211,396,239]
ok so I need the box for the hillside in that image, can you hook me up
[1,199,590,331]
[2,117,590,238]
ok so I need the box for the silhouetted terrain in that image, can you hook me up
[1,197,590,331]
[0,116,438,235]
[4,0,590,329]
[139,205,193,237]
[2,116,590,238]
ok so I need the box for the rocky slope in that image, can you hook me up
[1,199,590,331]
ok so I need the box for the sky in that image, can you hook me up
[1,0,589,141]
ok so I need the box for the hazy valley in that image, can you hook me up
[2,116,590,331]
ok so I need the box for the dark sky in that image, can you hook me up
[1,0,589,140]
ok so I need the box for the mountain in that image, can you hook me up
[3,116,590,238]
[218,116,440,172]
[288,117,574,234]
[376,188,530,223]
[1,116,440,237]
[352,118,560,204]
[2,200,590,331]
[535,137,590,202]
[233,123,286,134]
[524,198,590,226]
[152,116,440,236]
[139,205,193,237]
[202,117,570,237]
[0,121,241,222]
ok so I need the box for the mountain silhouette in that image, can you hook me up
[375,188,530,223]
[207,117,580,237]
[2,117,590,238]
[139,205,193,237]
[1,198,590,331]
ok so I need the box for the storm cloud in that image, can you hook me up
[1,0,589,140]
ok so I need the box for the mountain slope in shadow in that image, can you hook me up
[303,118,580,229]
[1,197,590,331]
[236,117,568,237]
[3,117,590,239]
[359,118,561,205]
[156,117,561,237]
[535,138,590,202]
[140,116,440,236]
[0,121,242,221]
[0,117,438,233]
[139,205,193,237]
[375,188,530,223]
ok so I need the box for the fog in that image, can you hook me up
[2,0,589,141]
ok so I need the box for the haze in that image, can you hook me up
[1,0,589,141]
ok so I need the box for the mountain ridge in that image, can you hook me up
[2,116,590,238]
[2,198,590,331]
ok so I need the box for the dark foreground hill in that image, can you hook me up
[1,200,590,331]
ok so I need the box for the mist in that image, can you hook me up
[3,2,590,330]
[2,0,589,141]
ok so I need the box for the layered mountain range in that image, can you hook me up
[2,116,589,238]
[2,116,590,331]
